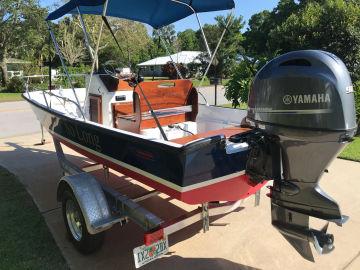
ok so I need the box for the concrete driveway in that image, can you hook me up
[0,101,360,270]
[0,101,40,139]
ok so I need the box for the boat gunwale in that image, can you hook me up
[22,92,231,151]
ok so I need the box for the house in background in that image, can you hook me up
[6,58,32,78]
[138,51,202,77]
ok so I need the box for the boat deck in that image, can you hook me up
[171,126,251,145]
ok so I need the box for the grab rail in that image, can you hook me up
[42,90,86,120]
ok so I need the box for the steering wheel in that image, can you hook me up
[103,62,118,79]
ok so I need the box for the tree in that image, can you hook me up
[243,11,272,57]
[269,0,360,80]
[109,19,152,69]
[58,17,86,66]
[70,15,111,68]
[152,24,177,55]
[20,2,49,76]
[244,0,360,80]
[54,15,152,71]
[177,29,200,51]
[243,0,300,58]
[0,0,47,86]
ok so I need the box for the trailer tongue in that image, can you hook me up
[245,50,357,261]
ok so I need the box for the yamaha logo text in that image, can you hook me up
[283,93,331,105]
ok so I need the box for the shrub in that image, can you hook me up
[28,82,51,91]
[6,77,25,93]
[161,62,188,79]
[187,62,202,78]
[58,64,91,88]
[225,57,267,108]
[354,81,360,124]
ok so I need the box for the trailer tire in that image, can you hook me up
[61,189,105,254]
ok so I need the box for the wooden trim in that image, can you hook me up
[89,94,102,124]
[134,80,194,112]
[113,93,141,133]
[185,87,198,122]
[112,79,199,132]
[117,79,134,91]
[171,127,251,145]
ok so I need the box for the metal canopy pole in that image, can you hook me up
[47,22,86,120]
[195,12,212,58]
[198,10,234,89]
[171,0,212,58]
[158,32,183,79]
[82,0,108,112]
[77,7,94,61]
[136,81,168,141]
[170,1,234,104]
[101,16,127,64]
[48,32,52,109]
[48,33,52,90]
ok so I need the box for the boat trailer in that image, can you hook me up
[53,138,258,268]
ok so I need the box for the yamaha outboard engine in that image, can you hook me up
[246,50,357,261]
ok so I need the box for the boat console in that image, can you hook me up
[86,74,249,143]
[113,79,198,138]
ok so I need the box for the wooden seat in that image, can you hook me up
[113,79,198,133]
[171,126,251,145]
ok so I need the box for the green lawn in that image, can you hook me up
[192,78,229,87]
[0,93,23,103]
[143,77,169,81]
[220,103,248,110]
[192,78,210,87]
[339,137,360,162]
[0,166,68,270]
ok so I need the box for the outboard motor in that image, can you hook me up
[246,50,357,261]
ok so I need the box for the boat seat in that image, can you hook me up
[113,79,198,133]
[171,126,251,145]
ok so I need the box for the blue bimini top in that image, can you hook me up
[46,0,235,29]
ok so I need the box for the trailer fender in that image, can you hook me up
[57,173,118,234]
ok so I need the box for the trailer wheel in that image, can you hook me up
[61,189,104,254]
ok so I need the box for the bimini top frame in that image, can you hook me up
[46,0,234,29]
[46,0,235,120]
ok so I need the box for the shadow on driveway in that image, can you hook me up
[0,137,257,270]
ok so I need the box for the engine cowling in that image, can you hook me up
[245,50,357,261]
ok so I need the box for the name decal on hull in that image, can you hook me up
[62,122,102,152]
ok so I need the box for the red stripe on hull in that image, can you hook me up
[181,176,266,204]
[53,135,266,204]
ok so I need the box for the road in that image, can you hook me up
[0,101,41,139]
[0,101,360,270]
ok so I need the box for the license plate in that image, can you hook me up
[133,237,169,268]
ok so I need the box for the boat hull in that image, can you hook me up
[24,94,266,204]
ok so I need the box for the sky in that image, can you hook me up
[39,0,279,32]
